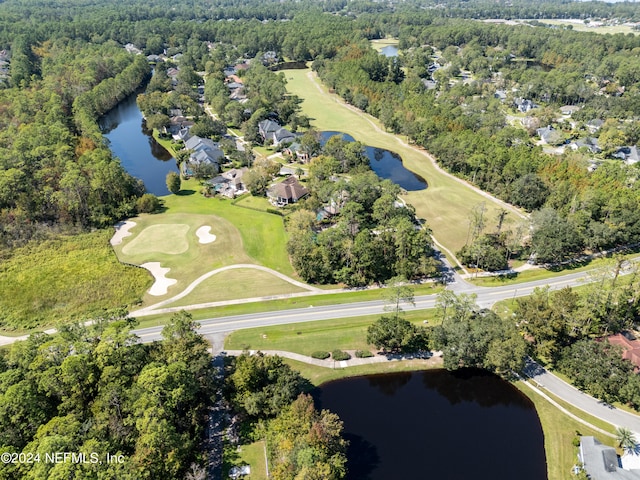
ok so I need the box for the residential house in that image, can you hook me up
[536,125,563,145]
[579,436,640,480]
[494,90,507,101]
[268,176,308,206]
[613,146,640,165]
[207,167,248,198]
[223,66,237,77]
[182,136,224,177]
[587,119,605,134]
[608,332,640,370]
[284,142,310,163]
[514,97,538,113]
[124,43,142,55]
[569,137,601,154]
[146,54,161,63]
[172,127,191,142]
[560,105,581,116]
[258,119,296,146]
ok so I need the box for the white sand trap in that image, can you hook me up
[110,221,137,246]
[141,262,178,296]
[196,226,217,244]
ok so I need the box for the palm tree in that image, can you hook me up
[615,427,638,454]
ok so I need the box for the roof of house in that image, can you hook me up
[273,127,296,144]
[560,105,581,115]
[614,146,640,164]
[269,176,308,202]
[608,333,640,369]
[185,136,224,164]
[580,436,640,480]
[258,119,281,137]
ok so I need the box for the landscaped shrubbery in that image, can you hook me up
[355,350,374,358]
[331,350,351,361]
[311,351,330,360]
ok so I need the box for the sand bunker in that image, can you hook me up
[196,226,217,244]
[110,221,137,246]
[141,262,178,296]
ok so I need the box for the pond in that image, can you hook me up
[315,369,547,480]
[320,131,427,191]
[379,45,399,58]
[100,93,179,196]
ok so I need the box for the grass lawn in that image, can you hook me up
[164,268,307,308]
[516,383,616,480]
[283,68,521,254]
[225,310,438,355]
[113,179,295,305]
[233,194,275,213]
[227,441,268,480]
[162,180,293,276]
[0,230,150,333]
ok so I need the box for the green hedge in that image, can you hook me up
[311,351,330,360]
[331,350,351,361]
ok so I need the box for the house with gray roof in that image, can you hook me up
[570,137,601,154]
[258,120,296,146]
[514,97,538,113]
[613,146,640,165]
[536,125,563,145]
[579,436,640,480]
[182,136,224,177]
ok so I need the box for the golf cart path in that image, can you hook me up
[134,264,326,315]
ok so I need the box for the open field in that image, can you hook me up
[0,230,150,333]
[284,68,522,253]
[163,268,307,308]
[535,19,639,35]
[226,441,268,480]
[225,310,438,355]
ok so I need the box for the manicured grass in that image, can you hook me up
[515,383,616,480]
[165,268,307,307]
[114,211,253,304]
[233,194,275,213]
[162,180,293,276]
[282,357,444,386]
[233,441,268,480]
[283,69,521,254]
[0,230,150,332]
[121,223,190,255]
[225,310,439,355]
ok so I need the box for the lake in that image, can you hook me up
[320,131,427,191]
[315,369,547,480]
[100,93,179,196]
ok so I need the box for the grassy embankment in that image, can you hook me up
[535,19,638,35]
[283,68,522,255]
[0,230,150,334]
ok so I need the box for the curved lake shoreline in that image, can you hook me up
[315,369,547,480]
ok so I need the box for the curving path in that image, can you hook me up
[133,264,327,316]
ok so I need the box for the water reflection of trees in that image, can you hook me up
[343,433,379,480]
[367,371,412,396]
[420,369,533,409]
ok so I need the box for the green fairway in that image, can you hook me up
[164,268,308,307]
[283,69,522,253]
[121,223,190,255]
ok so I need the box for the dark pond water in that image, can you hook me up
[100,93,179,196]
[315,369,547,480]
[320,131,427,191]
[380,45,399,58]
